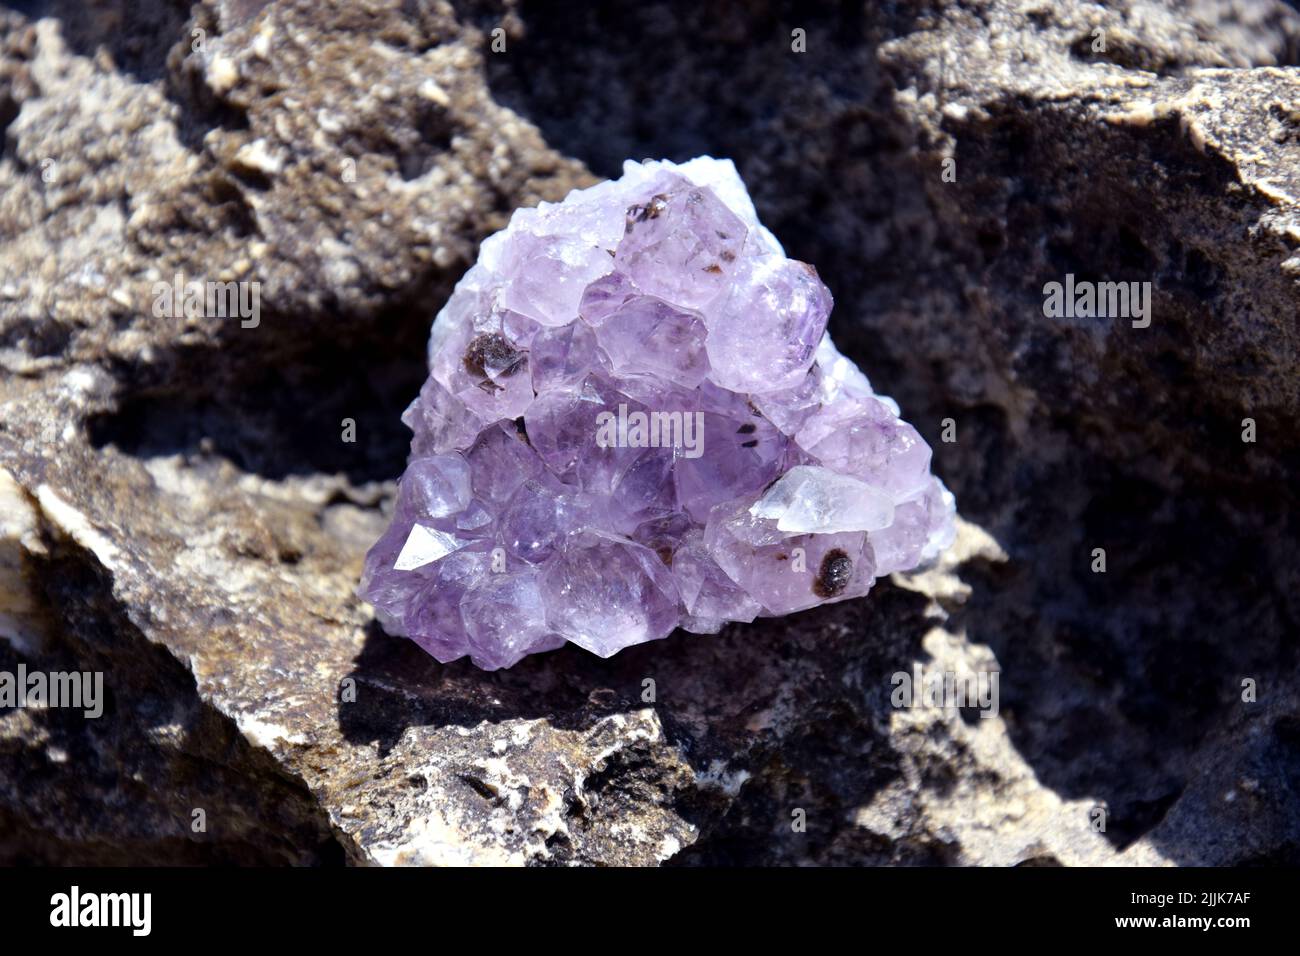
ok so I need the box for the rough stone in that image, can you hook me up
[1,0,1297,865]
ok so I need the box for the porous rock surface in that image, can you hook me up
[0,0,1297,864]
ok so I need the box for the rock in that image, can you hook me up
[1,0,1297,864]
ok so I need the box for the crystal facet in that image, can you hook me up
[361,157,956,669]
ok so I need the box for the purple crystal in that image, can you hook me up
[361,157,955,669]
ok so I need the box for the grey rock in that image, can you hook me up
[0,0,1296,864]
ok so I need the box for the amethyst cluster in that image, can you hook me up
[361,157,955,669]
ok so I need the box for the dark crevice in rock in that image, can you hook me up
[0,536,345,865]
[0,1,44,16]
[84,286,445,484]
[0,315,72,357]
[9,0,192,82]
[0,92,18,145]
[338,619,672,755]
[956,466,1298,854]
[0,9,34,158]
[480,1,903,176]
[1067,34,1187,75]
[335,95,459,183]
[86,337,420,484]
[167,66,254,159]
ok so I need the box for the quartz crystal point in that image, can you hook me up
[361,157,955,669]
